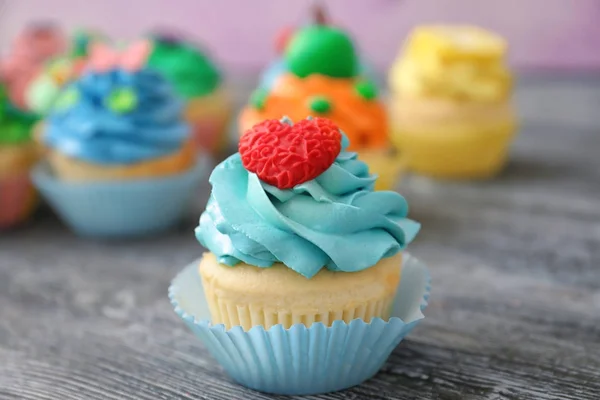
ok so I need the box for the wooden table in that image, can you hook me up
[1,75,599,400]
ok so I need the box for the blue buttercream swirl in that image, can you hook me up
[196,131,420,279]
[43,68,189,164]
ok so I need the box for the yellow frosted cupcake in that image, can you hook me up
[389,25,517,179]
[195,116,420,330]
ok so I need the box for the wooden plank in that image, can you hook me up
[0,76,599,399]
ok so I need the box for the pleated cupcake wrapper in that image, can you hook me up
[31,157,209,238]
[169,253,431,395]
[0,171,37,229]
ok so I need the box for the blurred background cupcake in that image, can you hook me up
[0,82,40,229]
[258,4,378,91]
[388,25,517,179]
[146,29,232,158]
[0,22,67,110]
[32,41,206,237]
[25,29,107,117]
[239,12,402,190]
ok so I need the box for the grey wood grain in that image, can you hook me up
[1,75,599,400]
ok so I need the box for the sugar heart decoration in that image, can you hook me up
[239,117,342,189]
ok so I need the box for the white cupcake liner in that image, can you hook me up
[32,157,209,238]
[169,253,431,395]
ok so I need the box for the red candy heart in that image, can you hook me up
[239,117,342,189]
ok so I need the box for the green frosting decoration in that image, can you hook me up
[106,88,138,113]
[26,57,79,115]
[54,87,80,111]
[0,85,38,145]
[308,96,332,114]
[147,38,221,98]
[72,30,94,58]
[284,25,358,78]
[250,88,268,110]
[354,80,378,100]
[26,73,62,115]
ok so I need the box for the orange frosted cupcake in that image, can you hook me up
[239,15,401,190]
[241,74,387,150]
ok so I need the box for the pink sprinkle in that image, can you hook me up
[88,43,120,72]
[120,40,152,72]
[85,41,152,73]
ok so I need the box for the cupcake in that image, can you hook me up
[0,83,40,229]
[240,20,401,190]
[146,29,231,157]
[389,25,517,179]
[202,116,420,328]
[259,4,378,91]
[32,41,206,237]
[170,117,429,395]
[25,29,105,116]
[0,22,67,110]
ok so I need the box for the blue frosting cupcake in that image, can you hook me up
[197,131,418,278]
[42,44,194,180]
[169,116,431,395]
[32,41,207,237]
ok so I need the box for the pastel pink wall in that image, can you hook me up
[1,0,599,72]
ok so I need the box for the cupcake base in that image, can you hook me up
[0,142,40,179]
[169,253,430,395]
[0,171,37,229]
[0,143,40,229]
[47,140,197,182]
[199,252,403,331]
[390,98,517,179]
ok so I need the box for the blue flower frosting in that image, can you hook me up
[43,68,189,164]
[196,131,420,279]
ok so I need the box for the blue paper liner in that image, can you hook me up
[31,157,209,238]
[169,253,431,395]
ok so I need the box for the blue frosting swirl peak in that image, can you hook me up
[44,68,189,164]
[196,133,420,279]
